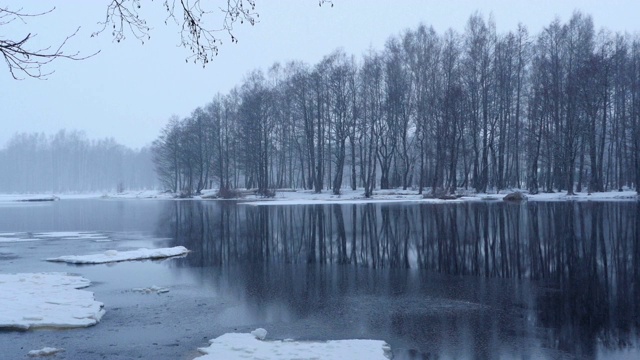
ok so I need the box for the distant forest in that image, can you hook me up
[0,130,156,193]
[152,12,640,197]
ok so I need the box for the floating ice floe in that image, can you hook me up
[196,328,392,360]
[46,246,189,264]
[0,272,104,330]
[35,232,108,240]
[0,237,40,243]
[132,285,170,294]
[0,232,110,243]
[28,347,64,357]
[0,194,58,203]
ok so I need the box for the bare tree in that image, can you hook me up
[359,51,384,197]
[463,13,496,193]
[384,36,413,190]
[324,49,354,195]
[404,25,442,194]
[440,30,463,194]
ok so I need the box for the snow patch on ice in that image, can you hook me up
[104,250,119,256]
[28,347,64,357]
[196,329,392,360]
[0,272,104,330]
[46,246,189,264]
[251,327,268,340]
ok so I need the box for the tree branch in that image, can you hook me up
[95,0,333,67]
[0,6,98,80]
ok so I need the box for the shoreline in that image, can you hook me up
[1,188,637,205]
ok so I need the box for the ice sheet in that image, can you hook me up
[196,329,392,360]
[46,246,189,264]
[0,272,104,330]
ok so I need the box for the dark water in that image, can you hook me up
[1,199,639,359]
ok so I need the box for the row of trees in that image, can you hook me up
[153,12,640,196]
[0,130,156,192]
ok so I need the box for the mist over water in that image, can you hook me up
[0,130,156,193]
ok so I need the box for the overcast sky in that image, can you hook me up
[2,0,640,149]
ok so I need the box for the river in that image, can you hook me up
[0,199,638,359]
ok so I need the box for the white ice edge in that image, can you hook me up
[195,328,392,360]
[46,246,189,264]
[0,273,104,330]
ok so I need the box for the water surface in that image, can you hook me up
[0,199,638,359]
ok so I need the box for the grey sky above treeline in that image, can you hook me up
[2,0,639,149]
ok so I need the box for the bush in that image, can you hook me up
[217,187,244,199]
[257,189,276,198]
[503,191,527,202]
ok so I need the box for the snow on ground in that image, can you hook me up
[525,190,638,201]
[0,273,104,330]
[239,188,639,205]
[1,188,637,205]
[196,328,392,360]
[46,246,189,264]
[459,190,639,202]
[27,347,64,357]
[240,189,447,206]
[242,198,430,206]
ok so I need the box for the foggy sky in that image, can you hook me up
[2,0,639,149]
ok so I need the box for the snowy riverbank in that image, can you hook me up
[1,188,637,205]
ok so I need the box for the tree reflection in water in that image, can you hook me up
[157,201,640,357]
